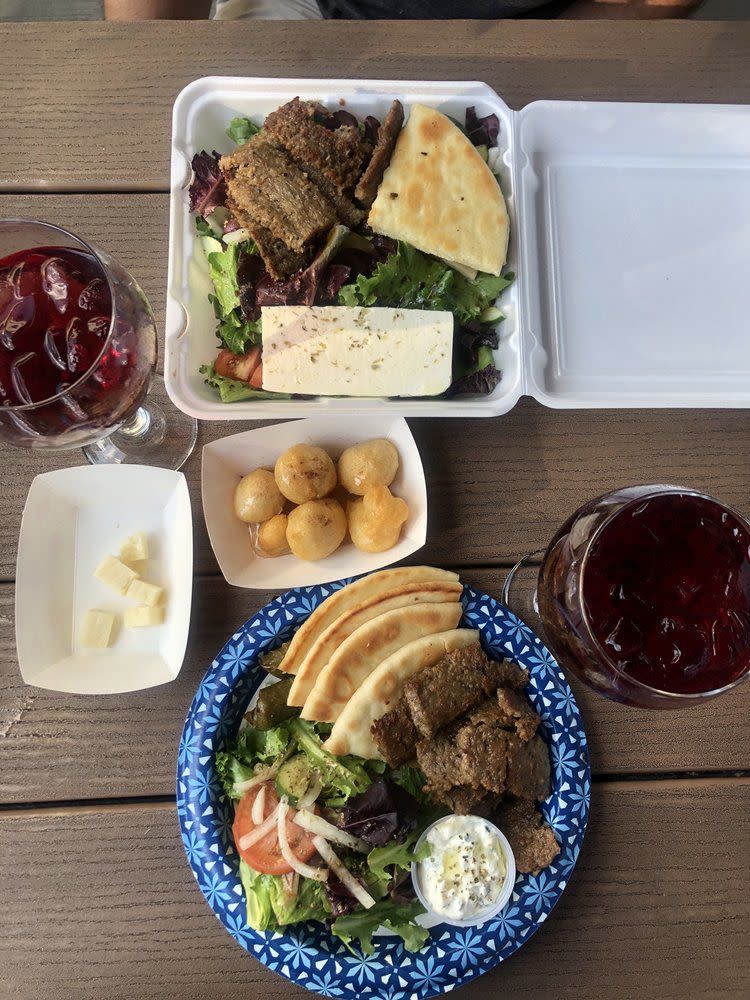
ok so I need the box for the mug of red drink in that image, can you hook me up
[0,219,195,467]
[505,485,750,709]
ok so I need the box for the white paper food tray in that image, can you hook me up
[166,78,750,419]
[15,466,193,694]
[201,415,427,590]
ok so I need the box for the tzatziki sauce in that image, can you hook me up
[415,815,509,922]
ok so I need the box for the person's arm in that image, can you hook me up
[104,0,212,18]
[561,0,702,16]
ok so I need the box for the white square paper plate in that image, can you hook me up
[15,465,193,695]
[201,415,426,589]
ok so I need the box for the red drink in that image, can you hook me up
[0,227,156,450]
[537,486,750,707]
[0,246,113,406]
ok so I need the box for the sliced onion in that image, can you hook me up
[312,836,376,910]
[222,227,254,245]
[277,800,328,882]
[294,809,368,853]
[234,761,282,796]
[238,804,279,852]
[297,771,322,810]
[251,784,267,825]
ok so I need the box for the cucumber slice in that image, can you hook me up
[276,754,314,805]
[479,305,504,324]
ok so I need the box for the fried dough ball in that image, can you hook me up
[234,469,284,524]
[347,486,409,553]
[337,438,400,496]
[286,498,347,561]
[255,514,290,558]
[275,444,337,505]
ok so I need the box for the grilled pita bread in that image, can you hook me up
[287,581,462,707]
[324,629,479,760]
[277,566,459,675]
[368,104,509,276]
[300,602,463,724]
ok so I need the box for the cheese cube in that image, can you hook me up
[94,555,139,595]
[126,578,164,607]
[261,306,454,397]
[120,532,149,563]
[81,609,117,649]
[124,605,165,628]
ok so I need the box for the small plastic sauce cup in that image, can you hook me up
[411,815,517,928]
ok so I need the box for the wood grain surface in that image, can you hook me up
[1,19,749,1000]
[1,571,748,804]
[1,779,747,1000]
[0,21,749,190]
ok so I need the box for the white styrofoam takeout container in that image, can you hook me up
[166,77,750,419]
[16,465,193,694]
[201,415,427,590]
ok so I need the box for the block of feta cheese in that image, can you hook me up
[126,579,165,607]
[124,605,165,628]
[120,532,149,563]
[94,555,139,595]
[81,609,117,649]
[261,306,453,397]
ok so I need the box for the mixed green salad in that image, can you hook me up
[189,105,513,403]
[216,656,443,953]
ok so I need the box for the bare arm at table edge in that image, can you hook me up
[560,0,702,17]
[104,0,211,19]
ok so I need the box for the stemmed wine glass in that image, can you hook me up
[0,218,196,468]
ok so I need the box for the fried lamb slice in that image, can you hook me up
[370,699,419,768]
[404,644,526,739]
[454,722,509,795]
[263,97,371,196]
[437,785,504,818]
[226,140,337,252]
[506,733,552,802]
[494,798,560,875]
[496,688,540,742]
[415,724,467,793]
[355,99,405,207]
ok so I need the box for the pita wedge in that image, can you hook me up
[277,566,459,675]
[325,628,479,760]
[287,580,462,707]
[368,103,509,276]
[300,602,463,724]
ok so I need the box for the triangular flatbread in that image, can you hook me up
[368,104,509,277]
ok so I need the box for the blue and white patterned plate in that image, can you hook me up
[177,579,590,999]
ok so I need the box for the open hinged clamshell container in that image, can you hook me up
[167,77,750,419]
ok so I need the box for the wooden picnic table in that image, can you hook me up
[1,17,749,1000]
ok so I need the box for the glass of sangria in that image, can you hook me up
[504,485,750,708]
[0,218,196,468]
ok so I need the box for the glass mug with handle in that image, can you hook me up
[0,218,196,468]
[503,484,750,709]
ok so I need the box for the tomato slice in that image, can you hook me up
[232,782,318,876]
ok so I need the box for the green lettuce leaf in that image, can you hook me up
[331,899,428,955]
[389,765,428,802]
[200,363,291,403]
[195,215,215,239]
[338,241,513,325]
[366,830,431,883]
[210,301,262,355]
[239,862,331,931]
[206,243,241,316]
[288,719,371,807]
[227,116,262,145]
[216,720,295,799]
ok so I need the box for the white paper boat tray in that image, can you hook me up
[166,77,750,419]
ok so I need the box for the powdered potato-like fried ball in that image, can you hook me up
[275,444,337,504]
[337,438,400,496]
[347,486,409,553]
[234,469,284,524]
[286,498,347,561]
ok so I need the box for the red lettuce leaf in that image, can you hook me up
[465,106,500,149]
[188,150,226,217]
[447,364,502,397]
[340,780,419,847]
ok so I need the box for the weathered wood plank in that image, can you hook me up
[1,572,748,805]
[0,22,748,190]
[0,780,747,999]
